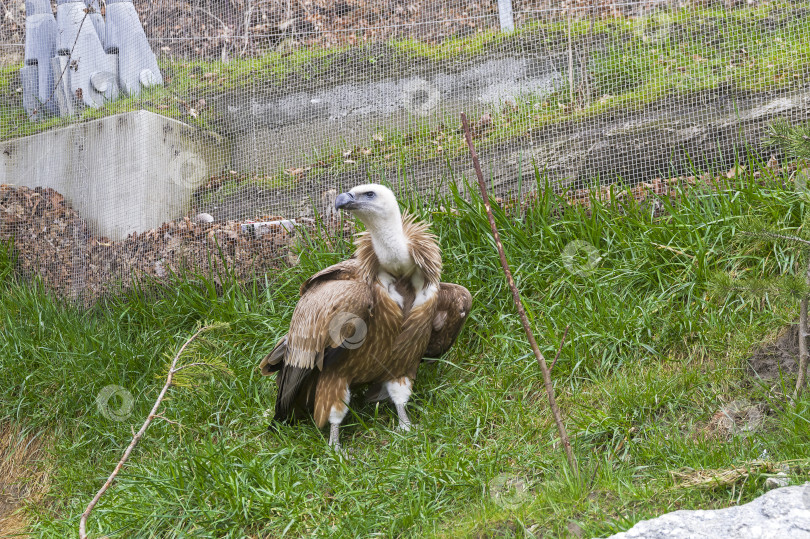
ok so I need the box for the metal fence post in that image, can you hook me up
[498,0,515,32]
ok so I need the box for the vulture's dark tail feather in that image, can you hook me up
[274,365,315,422]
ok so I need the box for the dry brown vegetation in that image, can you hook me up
[0,425,53,538]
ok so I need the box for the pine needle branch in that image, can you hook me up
[709,272,810,301]
[79,322,228,539]
[737,229,810,249]
[766,119,810,160]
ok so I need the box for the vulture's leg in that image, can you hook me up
[328,422,341,448]
[384,378,414,432]
[327,384,351,449]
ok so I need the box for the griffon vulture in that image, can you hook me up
[259,184,471,448]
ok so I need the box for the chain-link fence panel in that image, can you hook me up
[1,0,808,301]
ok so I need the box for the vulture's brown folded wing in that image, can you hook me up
[423,282,472,359]
[299,258,362,295]
[266,278,374,423]
[258,335,287,375]
[260,257,366,375]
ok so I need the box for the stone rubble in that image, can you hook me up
[604,485,810,539]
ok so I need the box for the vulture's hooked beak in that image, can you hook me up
[335,192,358,211]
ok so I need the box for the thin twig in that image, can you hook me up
[79,325,214,539]
[241,0,255,57]
[461,113,578,476]
[193,6,231,36]
[650,242,696,260]
[587,457,602,489]
[550,325,570,371]
[153,414,182,427]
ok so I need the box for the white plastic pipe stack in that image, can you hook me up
[22,0,59,118]
[105,0,164,96]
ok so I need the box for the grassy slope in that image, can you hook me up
[2,155,810,537]
[2,3,808,183]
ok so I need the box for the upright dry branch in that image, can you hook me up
[79,324,216,539]
[798,298,807,397]
[460,113,578,475]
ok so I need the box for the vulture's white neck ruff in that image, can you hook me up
[364,212,414,278]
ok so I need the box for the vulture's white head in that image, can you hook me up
[334,184,402,232]
[335,183,412,275]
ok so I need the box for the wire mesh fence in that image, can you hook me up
[0,0,809,302]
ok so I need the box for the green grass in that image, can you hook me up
[3,154,810,537]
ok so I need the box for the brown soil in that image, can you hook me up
[748,324,802,381]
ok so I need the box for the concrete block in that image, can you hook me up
[105,0,164,96]
[23,0,59,117]
[0,110,227,240]
[220,56,562,173]
[56,0,115,108]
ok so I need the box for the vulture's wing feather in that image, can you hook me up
[423,283,472,359]
[259,335,287,375]
[299,258,361,295]
[272,278,373,422]
[259,258,364,375]
[274,364,314,423]
[286,279,373,370]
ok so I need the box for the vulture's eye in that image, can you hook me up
[364,192,375,199]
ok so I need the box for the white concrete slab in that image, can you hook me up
[0,110,227,240]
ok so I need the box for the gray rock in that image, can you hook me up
[765,472,790,490]
[604,485,810,539]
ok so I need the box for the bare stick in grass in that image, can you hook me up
[79,324,216,539]
[731,228,810,400]
[550,325,570,372]
[460,113,578,475]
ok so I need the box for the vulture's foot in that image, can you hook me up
[328,429,354,458]
[328,422,341,448]
[395,402,416,432]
